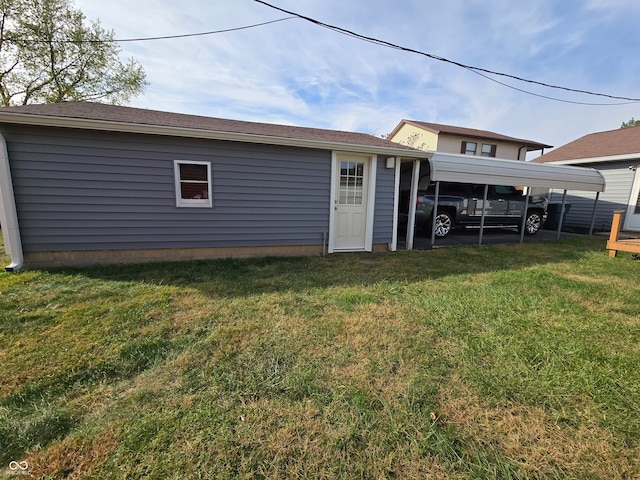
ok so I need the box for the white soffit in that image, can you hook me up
[429,152,606,192]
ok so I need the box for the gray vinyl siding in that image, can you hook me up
[373,155,395,244]
[3,125,332,252]
[549,161,637,231]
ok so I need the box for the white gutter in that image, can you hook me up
[540,152,640,166]
[0,132,23,271]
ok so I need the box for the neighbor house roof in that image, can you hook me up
[0,102,428,158]
[389,119,553,151]
[532,126,640,165]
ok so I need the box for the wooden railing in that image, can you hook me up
[606,211,640,258]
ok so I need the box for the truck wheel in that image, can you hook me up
[521,211,542,235]
[433,211,453,238]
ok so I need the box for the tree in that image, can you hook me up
[0,0,147,106]
[621,117,640,128]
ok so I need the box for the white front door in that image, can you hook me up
[624,167,640,231]
[332,155,370,251]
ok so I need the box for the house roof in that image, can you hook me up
[389,119,553,151]
[0,102,428,158]
[532,126,640,165]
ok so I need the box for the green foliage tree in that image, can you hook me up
[0,0,147,106]
[621,117,640,128]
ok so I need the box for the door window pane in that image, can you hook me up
[339,161,365,205]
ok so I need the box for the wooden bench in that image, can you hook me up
[606,211,640,258]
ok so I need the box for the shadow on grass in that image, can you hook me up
[0,336,175,464]
[59,236,608,299]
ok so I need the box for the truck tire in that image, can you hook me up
[520,210,543,235]
[433,211,453,238]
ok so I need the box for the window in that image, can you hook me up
[493,185,520,196]
[481,144,497,157]
[339,161,364,205]
[174,160,212,207]
[461,141,477,155]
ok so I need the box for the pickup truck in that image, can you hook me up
[402,182,548,238]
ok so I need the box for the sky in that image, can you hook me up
[73,0,640,158]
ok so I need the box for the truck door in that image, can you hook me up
[487,186,510,219]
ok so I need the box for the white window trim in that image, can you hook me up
[174,160,212,208]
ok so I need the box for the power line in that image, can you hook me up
[5,16,296,43]
[113,16,296,42]
[469,69,638,106]
[253,0,640,104]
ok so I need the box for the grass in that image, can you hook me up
[0,236,639,479]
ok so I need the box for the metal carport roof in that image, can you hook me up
[428,152,606,192]
[399,152,606,251]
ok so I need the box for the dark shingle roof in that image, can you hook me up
[0,102,423,154]
[533,126,640,163]
[392,120,552,151]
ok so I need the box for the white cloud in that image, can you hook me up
[72,0,640,150]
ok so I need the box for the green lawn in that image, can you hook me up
[0,237,638,479]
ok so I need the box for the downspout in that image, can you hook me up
[0,132,23,271]
[518,145,527,161]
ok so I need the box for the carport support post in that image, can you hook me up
[556,189,568,240]
[588,192,600,236]
[406,160,421,251]
[430,180,441,248]
[519,188,531,243]
[478,184,489,245]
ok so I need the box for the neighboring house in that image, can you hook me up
[533,126,640,232]
[387,120,552,161]
[0,102,429,269]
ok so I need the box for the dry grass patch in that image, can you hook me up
[177,395,458,480]
[440,377,639,479]
[26,427,120,479]
[330,303,436,392]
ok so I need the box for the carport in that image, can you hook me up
[398,152,606,250]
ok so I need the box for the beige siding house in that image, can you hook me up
[388,120,552,161]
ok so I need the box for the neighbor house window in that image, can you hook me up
[461,141,477,155]
[481,144,497,157]
[174,160,212,207]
